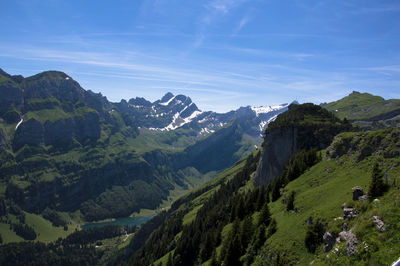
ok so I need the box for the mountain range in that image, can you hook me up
[1,68,400,265]
[0,69,290,223]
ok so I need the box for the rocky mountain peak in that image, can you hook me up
[128,97,152,107]
[160,92,174,103]
[22,71,85,102]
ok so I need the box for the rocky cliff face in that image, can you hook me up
[44,118,75,146]
[13,118,45,150]
[0,81,24,114]
[255,103,353,186]
[13,111,101,149]
[254,127,298,185]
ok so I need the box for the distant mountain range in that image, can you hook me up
[117,92,291,139]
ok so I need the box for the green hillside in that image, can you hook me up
[324,91,400,121]
[123,106,400,265]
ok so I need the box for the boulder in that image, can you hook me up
[337,230,358,256]
[372,216,385,232]
[343,208,357,220]
[358,195,368,202]
[343,222,348,231]
[346,230,358,256]
[322,231,336,253]
[352,186,364,201]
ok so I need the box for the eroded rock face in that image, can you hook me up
[13,118,44,150]
[13,112,101,150]
[73,112,101,143]
[0,81,24,114]
[44,118,74,146]
[254,127,298,185]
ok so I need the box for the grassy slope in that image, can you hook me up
[0,212,79,244]
[264,156,371,263]
[150,128,400,266]
[324,91,400,120]
[253,129,400,265]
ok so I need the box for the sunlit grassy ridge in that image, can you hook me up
[324,91,400,120]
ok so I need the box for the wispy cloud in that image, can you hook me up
[353,4,400,14]
[207,0,246,14]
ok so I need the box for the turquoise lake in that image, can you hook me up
[81,215,155,229]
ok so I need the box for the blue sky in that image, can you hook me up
[1,0,400,112]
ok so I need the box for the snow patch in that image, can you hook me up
[149,110,203,131]
[159,96,175,106]
[15,118,23,130]
[268,114,278,123]
[258,120,268,132]
[251,104,288,117]
[200,127,215,135]
[258,114,279,136]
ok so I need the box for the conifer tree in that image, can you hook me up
[267,218,277,237]
[286,191,295,211]
[256,185,265,210]
[167,253,174,266]
[223,236,241,266]
[258,201,271,226]
[210,250,218,266]
[240,216,254,250]
[271,178,281,202]
[252,224,266,251]
[265,184,271,203]
[235,197,245,220]
[304,219,323,253]
[368,162,386,200]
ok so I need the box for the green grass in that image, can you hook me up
[25,212,78,243]
[0,223,24,243]
[24,105,97,124]
[25,107,70,123]
[0,212,79,244]
[153,250,174,266]
[183,204,204,226]
[264,157,370,263]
